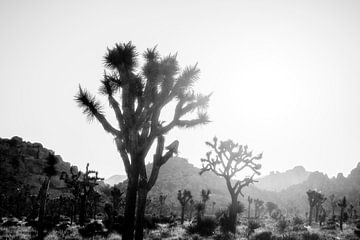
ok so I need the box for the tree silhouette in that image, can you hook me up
[328,194,337,218]
[177,189,193,224]
[254,198,264,218]
[37,153,59,240]
[75,42,210,240]
[200,189,211,215]
[265,201,278,216]
[247,196,253,219]
[200,137,262,233]
[338,196,347,231]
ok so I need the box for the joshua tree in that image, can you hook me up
[177,190,193,224]
[338,196,347,231]
[60,163,103,225]
[75,42,210,240]
[111,187,124,214]
[200,189,211,215]
[195,202,205,221]
[159,194,167,217]
[348,204,354,220]
[200,137,262,233]
[328,194,337,218]
[60,166,82,224]
[265,201,278,216]
[254,199,264,218]
[189,199,195,220]
[247,196,253,219]
[212,201,216,214]
[37,153,59,240]
[78,163,104,225]
[314,193,326,222]
[306,190,323,225]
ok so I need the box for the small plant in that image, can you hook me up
[187,216,217,236]
[292,216,304,225]
[276,218,288,234]
[247,220,261,239]
[302,232,321,240]
[213,231,235,240]
[252,231,272,240]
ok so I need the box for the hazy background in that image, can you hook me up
[1,0,360,179]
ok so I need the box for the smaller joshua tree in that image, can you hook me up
[111,187,124,214]
[201,189,211,215]
[247,196,253,219]
[329,194,337,218]
[159,194,167,217]
[37,153,59,240]
[338,196,347,231]
[254,199,264,218]
[178,190,193,224]
[200,137,262,233]
[306,190,324,225]
[315,194,326,222]
[60,163,103,225]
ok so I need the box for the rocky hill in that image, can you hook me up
[0,136,72,197]
[255,166,311,192]
[104,175,127,186]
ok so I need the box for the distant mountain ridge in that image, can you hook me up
[2,136,359,217]
[255,165,311,192]
[104,175,127,186]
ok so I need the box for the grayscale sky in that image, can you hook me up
[1,0,360,179]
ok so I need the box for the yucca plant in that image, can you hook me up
[75,42,210,240]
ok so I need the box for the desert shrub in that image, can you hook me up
[247,220,261,238]
[276,218,289,233]
[293,216,304,226]
[302,232,320,240]
[191,234,202,240]
[271,209,282,220]
[143,215,157,230]
[251,231,273,240]
[213,231,235,240]
[44,231,59,240]
[160,229,172,238]
[78,220,107,238]
[187,216,217,236]
[280,233,298,240]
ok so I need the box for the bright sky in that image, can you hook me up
[1,0,360,179]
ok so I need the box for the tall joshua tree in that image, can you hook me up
[178,190,193,224]
[159,194,167,217]
[329,194,337,218]
[201,189,211,215]
[338,196,347,231]
[75,42,210,240]
[314,193,326,222]
[37,153,59,240]
[200,137,262,233]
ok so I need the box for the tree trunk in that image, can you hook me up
[122,173,139,240]
[181,205,185,224]
[340,208,344,231]
[315,205,319,222]
[79,193,87,226]
[309,206,313,225]
[38,177,50,240]
[229,194,238,234]
[135,187,148,240]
